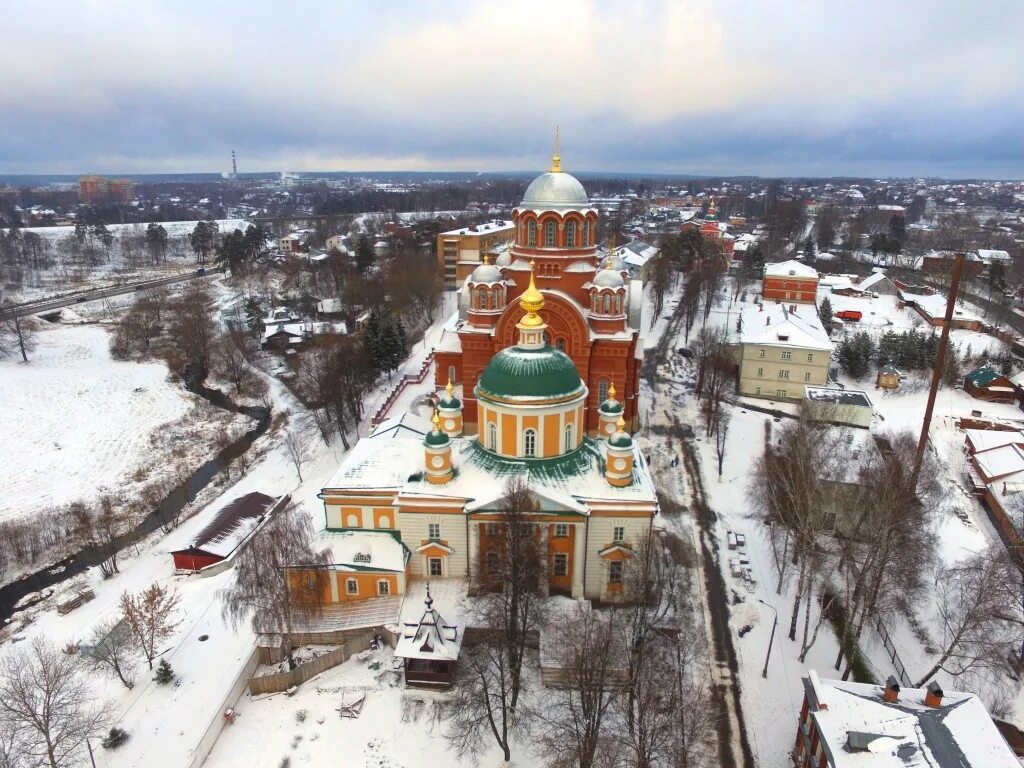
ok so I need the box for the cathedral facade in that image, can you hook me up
[434,151,644,435]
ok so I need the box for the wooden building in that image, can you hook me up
[394,588,462,688]
[170,492,281,571]
[964,366,1016,403]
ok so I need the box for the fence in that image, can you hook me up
[872,616,913,688]
[247,632,373,696]
[369,352,435,428]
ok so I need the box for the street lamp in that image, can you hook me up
[758,599,779,679]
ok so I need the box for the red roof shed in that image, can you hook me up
[170,492,280,572]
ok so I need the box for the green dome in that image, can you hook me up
[608,431,633,448]
[423,429,450,447]
[439,393,461,409]
[476,346,584,401]
[599,397,623,415]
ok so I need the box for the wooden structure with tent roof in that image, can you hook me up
[394,586,462,688]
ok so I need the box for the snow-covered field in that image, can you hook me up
[0,324,192,521]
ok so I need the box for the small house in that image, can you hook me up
[876,364,902,390]
[170,492,281,571]
[803,387,873,428]
[394,587,462,688]
[964,366,1016,403]
[279,234,302,253]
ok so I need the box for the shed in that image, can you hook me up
[803,387,873,428]
[964,366,1016,403]
[394,587,462,688]
[876,364,902,390]
[170,492,280,571]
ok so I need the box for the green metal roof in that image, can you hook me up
[965,366,1004,387]
[599,398,624,415]
[609,432,633,448]
[423,429,450,447]
[476,345,584,401]
[463,437,597,484]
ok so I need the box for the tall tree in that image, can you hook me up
[817,296,834,333]
[120,583,182,670]
[0,301,36,362]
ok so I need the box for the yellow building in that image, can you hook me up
[436,220,515,288]
[737,302,833,401]
[319,274,657,600]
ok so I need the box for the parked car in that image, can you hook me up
[727,531,737,550]
[735,532,747,548]
[195,267,206,276]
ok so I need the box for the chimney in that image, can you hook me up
[924,680,943,708]
[883,676,900,704]
[1003,482,1008,496]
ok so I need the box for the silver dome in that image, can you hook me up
[521,172,589,210]
[593,268,625,289]
[470,262,502,283]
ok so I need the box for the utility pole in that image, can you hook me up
[912,251,966,482]
[758,599,779,678]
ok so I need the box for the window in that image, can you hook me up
[485,522,501,536]
[555,523,569,538]
[523,429,537,457]
[755,387,761,395]
[428,523,441,540]
[555,338,566,352]
[778,370,790,379]
[759,349,766,358]
[564,424,575,452]
[807,354,813,363]
[491,288,500,308]
[553,553,568,576]
[804,372,811,382]
[613,526,625,543]
[544,221,556,247]
[598,378,610,403]
[377,580,390,596]
[485,550,500,573]
[757,367,763,377]
[781,351,792,360]
[346,578,358,595]
[527,220,537,247]
[566,220,577,247]
[609,561,624,584]
[448,365,456,384]
[429,558,443,577]
[487,422,497,451]
[603,294,611,313]
[346,513,359,527]
[583,222,591,246]
[378,516,391,529]
[776,389,787,397]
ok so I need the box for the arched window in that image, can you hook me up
[598,378,610,403]
[564,423,575,452]
[479,289,488,309]
[566,220,577,247]
[523,429,537,458]
[527,220,537,247]
[555,338,566,352]
[490,288,499,308]
[616,295,623,314]
[448,365,456,384]
[487,422,497,451]
[583,221,591,246]
[544,221,556,247]
[603,293,611,313]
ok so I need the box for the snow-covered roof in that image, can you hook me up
[369,413,427,440]
[171,492,278,559]
[973,443,1024,481]
[316,297,343,314]
[316,530,409,573]
[440,220,514,237]
[904,291,983,323]
[965,429,1024,453]
[394,589,462,661]
[765,259,819,279]
[802,675,1018,768]
[857,271,890,291]
[977,248,1011,264]
[739,303,833,352]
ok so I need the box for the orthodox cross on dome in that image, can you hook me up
[424,582,433,609]
[550,126,562,173]
[707,196,717,220]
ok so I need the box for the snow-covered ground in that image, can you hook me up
[1,324,193,521]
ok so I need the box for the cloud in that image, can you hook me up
[0,0,1022,176]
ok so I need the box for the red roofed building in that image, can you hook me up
[170,492,282,571]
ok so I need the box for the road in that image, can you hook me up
[1,268,222,319]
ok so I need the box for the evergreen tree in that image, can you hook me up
[837,331,874,379]
[942,344,962,388]
[355,234,375,274]
[802,236,816,262]
[154,658,175,685]
[362,310,386,374]
[244,298,264,337]
[817,296,833,332]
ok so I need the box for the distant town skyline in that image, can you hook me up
[2,0,1022,179]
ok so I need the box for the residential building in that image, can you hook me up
[737,302,833,400]
[436,220,515,288]
[279,234,302,253]
[762,260,819,304]
[964,366,1016,402]
[794,672,1018,768]
[803,387,873,428]
[78,175,134,203]
[900,288,983,330]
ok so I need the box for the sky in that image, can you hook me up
[2,0,1023,179]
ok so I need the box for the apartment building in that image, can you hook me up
[737,301,833,400]
[436,220,515,288]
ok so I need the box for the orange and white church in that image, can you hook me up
[317,151,657,602]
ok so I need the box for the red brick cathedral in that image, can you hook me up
[434,149,643,435]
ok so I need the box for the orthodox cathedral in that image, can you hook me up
[317,150,656,602]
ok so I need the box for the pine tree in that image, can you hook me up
[942,344,962,389]
[355,234,375,274]
[154,658,175,685]
[362,310,386,375]
[244,298,264,337]
[802,236,816,262]
[817,297,833,332]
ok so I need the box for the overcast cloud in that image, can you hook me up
[1,0,1022,177]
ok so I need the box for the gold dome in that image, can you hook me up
[518,261,545,328]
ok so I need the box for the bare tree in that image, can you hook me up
[916,544,1022,687]
[527,603,622,768]
[282,415,312,483]
[93,496,130,577]
[213,330,254,394]
[690,326,727,399]
[0,637,107,768]
[120,583,182,670]
[0,301,36,362]
[82,619,137,689]
[221,501,330,668]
